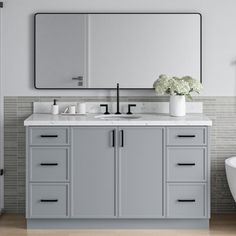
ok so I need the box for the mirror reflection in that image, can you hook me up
[35,13,201,89]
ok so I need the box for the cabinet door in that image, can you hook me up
[72,127,116,218]
[119,127,164,218]
[35,14,87,88]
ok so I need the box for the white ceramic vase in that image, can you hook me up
[169,95,186,117]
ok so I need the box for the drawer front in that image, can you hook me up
[30,147,69,182]
[167,127,207,146]
[29,184,69,218]
[167,147,206,182]
[167,183,206,218]
[29,127,69,146]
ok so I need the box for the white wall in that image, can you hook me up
[2,0,236,96]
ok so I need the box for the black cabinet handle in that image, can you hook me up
[177,199,196,202]
[120,130,124,147]
[40,135,58,138]
[177,135,196,138]
[112,130,116,147]
[40,163,58,166]
[40,199,58,203]
[177,163,196,166]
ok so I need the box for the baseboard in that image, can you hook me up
[27,219,209,229]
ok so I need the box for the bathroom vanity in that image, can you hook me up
[24,113,212,229]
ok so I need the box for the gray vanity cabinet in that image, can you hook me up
[71,127,116,218]
[71,126,164,218]
[166,127,209,219]
[26,125,210,228]
[27,127,71,218]
[118,127,164,218]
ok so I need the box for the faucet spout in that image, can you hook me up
[115,83,121,114]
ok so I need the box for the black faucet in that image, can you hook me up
[115,83,121,115]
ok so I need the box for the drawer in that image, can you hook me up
[167,127,207,146]
[29,184,69,218]
[29,147,69,182]
[167,147,206,182]
[167,183,206,218]
[29,127,69,146]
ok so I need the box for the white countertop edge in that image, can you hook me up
[24,123,212,126]
[24,114,212,127]
[24,120,212,126]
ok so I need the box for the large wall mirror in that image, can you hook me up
[34,13,201,89]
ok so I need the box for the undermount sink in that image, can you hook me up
[95,114,141,120]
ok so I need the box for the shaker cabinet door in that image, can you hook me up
[71,127,116,218]
[118,127,164,218]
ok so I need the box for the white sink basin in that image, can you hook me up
[95,114,141,120]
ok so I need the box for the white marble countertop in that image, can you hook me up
[24,113,212,126]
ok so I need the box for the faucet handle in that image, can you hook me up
[127,104,136,115]
[100,104,110,115]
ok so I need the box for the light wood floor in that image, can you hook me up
[1,214,236,236]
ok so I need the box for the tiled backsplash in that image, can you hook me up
[4,96,236,213]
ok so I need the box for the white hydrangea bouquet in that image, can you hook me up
[153,74,203,99]
[153,74,203,116]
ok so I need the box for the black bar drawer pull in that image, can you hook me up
[40,199,58,203]
[112,130,116,147]
[120,130,124,147]
[177,163,196,166]
[40,135,58,138]
[177,135,196,138]
[40,163,58,166]
[177,199,196,202]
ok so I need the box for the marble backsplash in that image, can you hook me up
[32,101,203,114]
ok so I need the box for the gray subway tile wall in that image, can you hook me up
[3,96,236,214]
